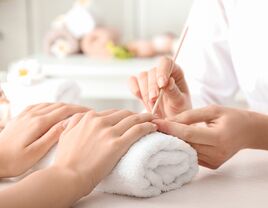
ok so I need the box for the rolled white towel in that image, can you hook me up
[97,132,198,197]
[32,132,198,198]
[2,79,80,116]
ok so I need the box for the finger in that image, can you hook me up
[137,71,151,111]
[113,113,154,135]
[63,113,86,133]
[62,109,116,130]
[37,103,89,115]
[121,122,158,148]
[148,68,159,103]
[197,153,211,163]
[44,104,90,124]
[169,105,222,125]
[171,63,190,94]
[189,143,214,153]
[63,109,115,133]
[98,109,118,116]
[26,121,65,160]
[128,76,142,99]
[35,103,65,114]
[198,159,215,169]
[156,57,173,88]
[103,110,135,125]
[153,119,216,145]
[163,77,186,108]
[20,103,51,116]
[29,103,53,112]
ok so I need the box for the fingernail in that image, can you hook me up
[158,76,167,88]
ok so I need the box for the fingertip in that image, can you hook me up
[157,76,168,88]
[144,122,158,134]
[152,119,165,128]
[159,56,172,66]
[128,76,137,86]
[152,123,158,131]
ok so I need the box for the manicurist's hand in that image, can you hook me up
[0,103,89,178]
[128,57,192,118]
[52,109,157,197]
[153,105,268,169]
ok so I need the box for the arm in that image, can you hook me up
[0,167,84,208]
[179,0,239,108]
[0,110,157,207]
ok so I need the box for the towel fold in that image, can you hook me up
[97,132,198,197]
[44,28,80,58]
[2,79,80,116]
[32,132,198,198]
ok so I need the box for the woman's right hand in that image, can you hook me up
[52,110,157,197]
[128,57,192,118]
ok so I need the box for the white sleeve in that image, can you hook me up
[178,0,239,108]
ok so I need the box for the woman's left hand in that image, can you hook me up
[0,103,89,178]
[154,105,268,169]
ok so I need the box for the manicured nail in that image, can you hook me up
[158,76,167,88]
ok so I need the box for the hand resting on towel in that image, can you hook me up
[0,110,158,208]
[33,115,198,197]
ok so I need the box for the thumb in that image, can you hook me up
[163,77,187,108]
[27,121,65,159]
[169,105,222,125]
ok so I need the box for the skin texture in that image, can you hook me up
[128,56,192,118]
[0,109,157,208]
[0,103,89,178]
[153,105,268,169]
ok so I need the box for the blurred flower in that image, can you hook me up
[8,59,44,85]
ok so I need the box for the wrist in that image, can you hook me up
[246,111,268,150]
[48,165,95,198]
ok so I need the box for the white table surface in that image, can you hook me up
[0,149,267,207]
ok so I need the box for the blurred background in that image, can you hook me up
[0,0,193,120]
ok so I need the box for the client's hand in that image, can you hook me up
[53,110,157,197]
[0,103,89,178]
[153,105,268,169]
[128,57,192,118]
